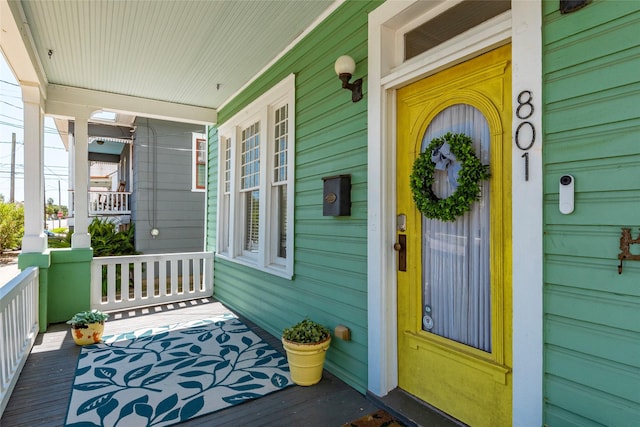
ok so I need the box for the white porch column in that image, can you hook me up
[71,114,91,248]
[20,83,47,253]
[68,140,75,216]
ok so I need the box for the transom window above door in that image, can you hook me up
[404,0,511,60]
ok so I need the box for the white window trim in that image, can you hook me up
[216,74,295,279]
[192,132,207,192]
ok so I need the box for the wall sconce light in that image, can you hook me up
[334,55,363,103]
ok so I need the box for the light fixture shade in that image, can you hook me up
[334,55,356,75]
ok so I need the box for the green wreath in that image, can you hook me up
[410,132,490,222]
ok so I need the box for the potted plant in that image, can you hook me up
[281,318,331,386]
[67,309,109,345]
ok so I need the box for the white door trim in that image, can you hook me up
[366,2,542,425]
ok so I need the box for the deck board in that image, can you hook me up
[1,298,381,426]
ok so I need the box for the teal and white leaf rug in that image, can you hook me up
[65,314,292,427]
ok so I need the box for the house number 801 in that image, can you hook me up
[515,90,535,181]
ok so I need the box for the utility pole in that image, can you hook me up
[10,132,16,203]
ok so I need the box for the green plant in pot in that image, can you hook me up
[67,310,109,346]
[281,318,331,386]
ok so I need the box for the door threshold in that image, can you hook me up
[367,388,467,427]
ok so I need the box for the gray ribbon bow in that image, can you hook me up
[431,142,462,189]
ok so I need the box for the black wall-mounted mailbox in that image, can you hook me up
[560,0,591,14]
[322,174,351,216]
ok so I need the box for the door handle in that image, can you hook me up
[394,234,407,272]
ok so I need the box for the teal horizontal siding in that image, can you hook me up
[545,374,638,427]
[207,0,383,393]
[543,1,640,424]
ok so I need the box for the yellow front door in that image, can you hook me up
[396,44,512,426]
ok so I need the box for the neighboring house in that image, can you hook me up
[62,116,207,254]
[2,1,639,426]
[132,118,207,254]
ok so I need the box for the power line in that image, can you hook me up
[0,100,22,109]
[44,165,67,180]
[0,111,22,119]
[0,141,67,150]
[0,79,19,87]
[0,171,69,178]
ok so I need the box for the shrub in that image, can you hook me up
[0,201,24,253]
[88,218,137,257]
[66,309,109,327]
[282,318,331,344]
[47,219,137,255]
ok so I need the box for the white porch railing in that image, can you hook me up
[89,191,131,215]
[0,266,39,417]
[91,252,214,312]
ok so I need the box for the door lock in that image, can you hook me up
[394,234,407,272]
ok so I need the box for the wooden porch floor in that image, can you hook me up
[1,298,460,427]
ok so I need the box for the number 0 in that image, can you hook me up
[515,121,535,151]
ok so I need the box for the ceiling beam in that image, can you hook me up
[0,0,48,91]
[88,152,121,163]
[46,84,217,125]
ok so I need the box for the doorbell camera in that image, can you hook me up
[559,174,574,214]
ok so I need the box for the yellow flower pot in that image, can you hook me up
[282,336,331,386]
[71,322,105,345]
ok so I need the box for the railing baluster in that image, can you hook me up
[120,261,129,302]
[107,264,116,304]
[180,258,189,294]
[159,260,167,297]
[0,267,39,417]
[89,252,214,311]
[88,191,132,215]
[193,258,201,292]
[133,261,142,301]
[171,259,179,295]
[204,256,213,293]
[145,260,153,298]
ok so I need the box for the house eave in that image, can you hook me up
[46,84,217,126]
[0,0,48,91]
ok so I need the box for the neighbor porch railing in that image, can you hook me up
[88,190,131,215]
[91,252,214,312]
[0,266,39,417]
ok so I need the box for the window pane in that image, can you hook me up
[241,122,260,190]
[404,0,510,60]
[196,164,206,188]
[245,190,260,252]
[222,194,230,252]
[197,139,207,163]
[277,184,287,258]
[421,104,491,352]
[195,138,207,189]
[273,105,288,183]
[224,138,231,193]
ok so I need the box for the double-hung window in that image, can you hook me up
[192,133,207,191]
[217,74,295,278]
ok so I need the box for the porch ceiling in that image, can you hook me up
[3,0,335,120]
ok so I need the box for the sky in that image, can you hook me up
[0,54,69,206]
